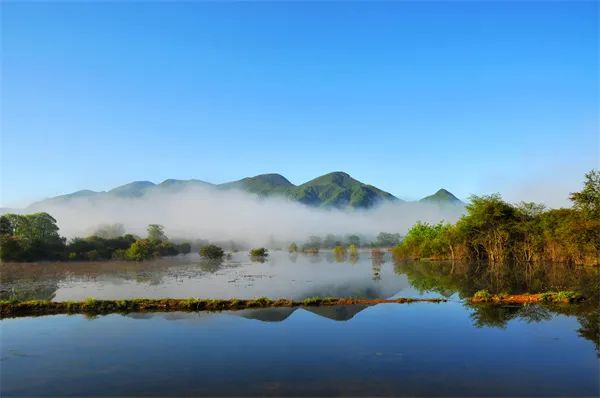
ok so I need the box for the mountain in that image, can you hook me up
[290,172,399,208]
[218,173,294,196]
[419,188,464,206]
[19,172,463,211]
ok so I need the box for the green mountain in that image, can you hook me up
[108,181,155,197]
[23,172,462,210]
[218,173,294,196]
[419,188,463,205]
[290,172,399,208]
[218,171,399,208]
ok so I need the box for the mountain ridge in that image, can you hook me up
[24,172,464,210]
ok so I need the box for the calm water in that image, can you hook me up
[1,252,599,396]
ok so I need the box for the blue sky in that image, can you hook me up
[1,1,597,206]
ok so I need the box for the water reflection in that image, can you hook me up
[2,305,598,397]
[0,251,417,301]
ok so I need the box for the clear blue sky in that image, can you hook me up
[1,1,598,206]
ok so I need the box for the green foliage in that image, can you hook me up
[348,244,358,257]
[147,224,167,242]
[0,213,66,261]
[288,242,298,253]
[346,234,361,247]
[473,290,492,302]
[249,247,268,257]
[333,245,346,256]
[199,244,225,259]
[125,239,157,261]
[392,171,600,266]
[67,234,137,261]
[569,169,600,219]
[177,242,191,254]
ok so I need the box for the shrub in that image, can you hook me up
[473,289,492,302]
[288,242,298,253]
[250,247,268,257]
[199,244,225,259]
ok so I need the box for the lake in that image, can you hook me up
[1,251,598,396]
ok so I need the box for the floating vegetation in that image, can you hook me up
[0,296,447,318]
[470,291,585,304]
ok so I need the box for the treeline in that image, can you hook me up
[0,218,190,262]
[393,170,600,266]
[289,232,401,254]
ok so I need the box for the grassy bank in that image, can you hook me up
[0,296,447,318]
[470,290,586,304]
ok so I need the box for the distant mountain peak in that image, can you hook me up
[419,188,463,205]
[245,173,294,187]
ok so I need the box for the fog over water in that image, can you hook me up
[27,186,464,245]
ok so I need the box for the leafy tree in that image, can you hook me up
[147,224,167,242]
[346,234,361,247]
[177,242,191,254]
[570,169,600,218]
[250,247,268,257]
[199,244,224,259]
[374,232,401,247]
[288,242,298,253]
[125,239,157,261]
[0,213,66,261]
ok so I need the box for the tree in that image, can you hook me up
[570,169,600,218]
[93,223,125,239]
[147,224,167,242]
[125,239,157,261]
[250,247,268,257]
[199,244,224,259]
[288,242,298,253]
[0,213,66,261]
[346,234,361,247]
[375,232,401,247]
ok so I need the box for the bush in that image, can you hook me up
[288,242,298,253]
[250,247,268,257]
[473,289,492,302]
[199,244,224,259]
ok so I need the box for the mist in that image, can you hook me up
[26,186,465,246]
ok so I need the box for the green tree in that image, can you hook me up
[375,232,401,247]
[346,234,361,247]
[250,247,268,257]
[125,239,157,261]
[147,224,167,242]
[570,169,600,218]
[288,242,298,253]
[0,213,66,261]
[199,244,224,259]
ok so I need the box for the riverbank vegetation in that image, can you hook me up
[0,218,191,262]
[393,170,599,266]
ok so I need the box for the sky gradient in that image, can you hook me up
[1,1,598,207]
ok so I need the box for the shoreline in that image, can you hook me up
[0,292,588,318]
[0,297,446,318]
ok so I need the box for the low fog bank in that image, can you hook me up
[25,186,464,246]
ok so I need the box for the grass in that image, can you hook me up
[0,296,447,318]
